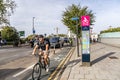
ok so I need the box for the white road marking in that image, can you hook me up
[12,49,60,78]
[13,64,34,77]
[0,49,16,52]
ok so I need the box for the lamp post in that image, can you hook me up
[71,17,79,57]
[54,27,59,36]
[32,17,35,35]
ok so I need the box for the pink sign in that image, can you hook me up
[81,16,90,26]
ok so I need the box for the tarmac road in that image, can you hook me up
[0,45,72,80]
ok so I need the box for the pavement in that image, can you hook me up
[59,43,120,80]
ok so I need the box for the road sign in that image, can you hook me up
[71,16,80,57]
[71,17,79,21]
[81,15,90,66]
[81,16,90,26]
[19,31,25,36]
[82,26,90,31]
[82,31,90,54]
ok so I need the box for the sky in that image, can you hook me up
[10,0,120,37]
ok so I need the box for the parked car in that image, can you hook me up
[64,37,70,43]
[49,37,64,48]
[0,39,7,46]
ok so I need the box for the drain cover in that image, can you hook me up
[109,56,118,59]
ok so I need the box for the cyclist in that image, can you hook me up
[32,35,50,72]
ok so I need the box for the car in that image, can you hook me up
[49,37,64,48]
[0,39,7,45]
[64,37,70,43]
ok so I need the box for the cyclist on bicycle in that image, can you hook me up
[32,35,50,72]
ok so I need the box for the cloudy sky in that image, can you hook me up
[10,0,120,36]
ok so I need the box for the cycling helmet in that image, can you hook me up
[39,35,44,38]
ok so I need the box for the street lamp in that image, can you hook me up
[32,17,35,35]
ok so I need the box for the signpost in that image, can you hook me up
[81,15,90,66]
[32,17,35,35]
[71,17,79,57]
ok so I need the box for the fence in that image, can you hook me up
[99,32,120,47]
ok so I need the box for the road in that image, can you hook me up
[0,47,32,65]
[27,46,71,80]
[0,46,34,80]
[0,45,72,80]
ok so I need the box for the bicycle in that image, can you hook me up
[32,53,50,80]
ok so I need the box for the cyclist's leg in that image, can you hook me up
[43,52,49,65]
[43,51,49,72]
[38,51,44,62]
[38,51,43,55]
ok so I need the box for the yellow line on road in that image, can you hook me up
[48,47,75,80]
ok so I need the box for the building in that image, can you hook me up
[67,29,76,38]
[90,33,98,42]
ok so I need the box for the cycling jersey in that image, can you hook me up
[37,40,49,50]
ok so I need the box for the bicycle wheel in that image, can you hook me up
[32,63,42,80]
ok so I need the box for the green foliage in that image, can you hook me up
[0,0,16,24]
[1,26,19,41]
[58,34,67,37]
[62,4,95,37]
[26,35,35,41]
[47,34,67,38]
[20,38,26,44]
[6,41,14,45]
[100,27,120,34]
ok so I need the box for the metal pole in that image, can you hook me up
[33,17,35,35]
[56,27,58,36]
[53,43,55,54]
[76,20,79,57]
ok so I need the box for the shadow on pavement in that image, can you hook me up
[65,58,81,67]
[55,58,81,78]
[91,52,116,65]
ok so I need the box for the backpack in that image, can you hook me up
[44,38,51,47]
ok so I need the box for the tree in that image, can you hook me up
[0,0,16,25]
[62,4,95,37]
[26,35,35,41]
[1,26,19,41]
[58,34,67,37]
[100,27,120,34]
